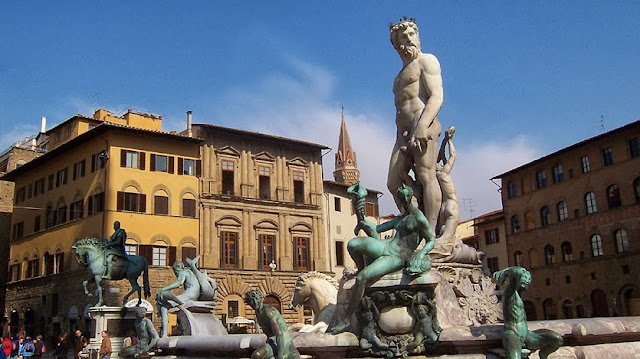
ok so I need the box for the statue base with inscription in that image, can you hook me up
[85,306,142,359]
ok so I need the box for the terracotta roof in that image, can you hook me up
[2,122,202,181]
[472,209,504,221]
[492,119,640,179]
[192,123,329,150]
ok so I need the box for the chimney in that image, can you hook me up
[40,117,47,133]
[187,110,193,137]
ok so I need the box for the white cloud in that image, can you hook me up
[453,136,542,220]
[0,124,39,154]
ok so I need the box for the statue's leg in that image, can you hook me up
[83,276,95,296]
[157,305,169,337]
[94,275,104,306]
[102,255,112,280]
[524,329,563,359]
[503,329,523,359]
[387,144,410,211]
[414,164,441,237]
[251,343,273,359]
[123,277,141,306]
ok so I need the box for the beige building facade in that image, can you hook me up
[493,119,640,320]
[459,210,508,277]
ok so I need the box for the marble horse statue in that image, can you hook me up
[73,237,151,307]
[288,271,339,333]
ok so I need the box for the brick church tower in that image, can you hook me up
[333,108,360,185]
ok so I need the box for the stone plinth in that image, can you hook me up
[87,306,138,359]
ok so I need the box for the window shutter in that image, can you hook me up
[120,149,126,167]
[169,246,177,266]
[59,252,65,272]
[150,154,156,172]
[138,194,147,213]
[196,160,202,177]
[139,245,153,265]
[139,152,146,170]
[117,191,124,211]
[88,196,94,216]
[168,156,175,174]
[91,155,96,172]
[73,163,77,180]
[177,158,184,175]
[80,160,85,177]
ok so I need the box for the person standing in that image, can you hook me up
[98,331,111,359]
[72,331,85,359]
[32,336,43,359]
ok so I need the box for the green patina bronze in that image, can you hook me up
[329,184,435,334]
[494,267,563,359]
[244,289,300,359]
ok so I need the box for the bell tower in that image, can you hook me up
[333,108,360,185]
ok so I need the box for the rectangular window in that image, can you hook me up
[154,196,169,215]
[27,184,32,199]
[334,197,341,212]
[55,206,67,225]
[34,215,41,232]
[293,171,304,203]
[227,300,239,319]
[602,147,614,166]
[259,234,276,269]
[182,246,197,262]
[294,237,310,271]
[54,252,64,274]
[73,160,86,180]
[365,202,378,217]
[121,150,144,169]
[580,156,590,173]
[183,159,195,176]
[88,192,105,215]
[35,178,45,196]
[152,246,167,266]
[629,138,640,158]
[221,231,239,268]
[552,164,563,183]
[12,222,24,240]
[485,228,499,245]
[336,241,344,266]
[92,151,106,171]
[117,191,146,213]
[48,174,54,190]
[69,200,84,221]
[66,126,72,138]
[125,244,137,256]
[258,166,271,199]
[153,154,168,172]
[16,187,25,203]
[182,198,196,217]
[28,258,39,278]
[221,160,235,195]
[487,257,499,274]
[9,264,21,281]
[536,170,547,189]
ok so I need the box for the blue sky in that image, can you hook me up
[1,1,639,218]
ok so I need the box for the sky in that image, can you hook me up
[1,1,639,219]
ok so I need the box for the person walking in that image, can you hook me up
[98,332,111,359]
[32,337,43,359]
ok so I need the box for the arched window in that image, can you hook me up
[614,229,629,253]
[263,295,282,313]
[153,189,169,216]
[634,177,640,203]
[544,245,555,265]
[585,192,598,214]
[557,201,568,222]
[607,184,622,209]
[118,185,145,213]
[540,206,550,227]
[561,241,572,262]
[45,205,53,229]
[590,234,603,257]
[552,164,563,183]
[125,239,138,256]
[507,181,517,198]
[182,193,197,218]
[511,216,520,233]
[513,251,523,267]
[525,211,535,230]
[44,252,53,275]
[543,298,556,320]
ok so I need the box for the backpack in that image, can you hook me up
[40,344,46,354]
[25,342,34,353]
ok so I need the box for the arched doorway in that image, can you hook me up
[523,301,537,321]
[620,286,640,316]
[591,289,609,317]
[263,295,282,313]
[576,305,585,318]
[542,298,556,320]
[562,300,574,319]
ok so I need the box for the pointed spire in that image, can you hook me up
[334,107,360,185]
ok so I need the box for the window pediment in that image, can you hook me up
[287,157,308,167]
[215,146,241,158]
[253,151,275,162]
[216,215,242,228]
